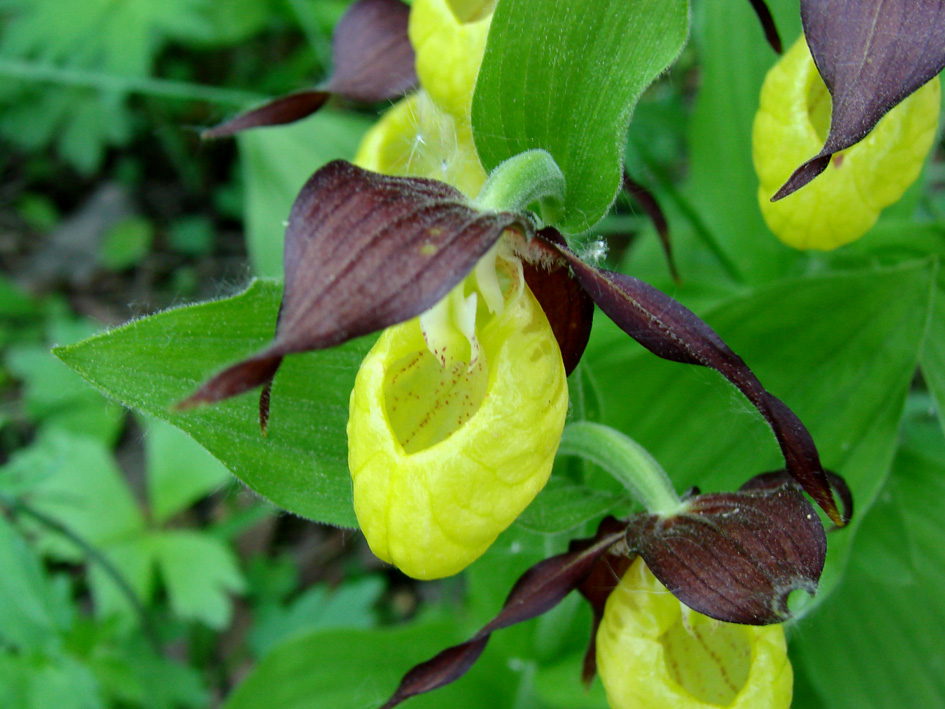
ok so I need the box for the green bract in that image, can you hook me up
[347,255,567,580]
[753,35,941,250]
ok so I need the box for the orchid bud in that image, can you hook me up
[753,35,940,250]
[347,253,567,580]
[596,558,793,709]
[409,0,492,121]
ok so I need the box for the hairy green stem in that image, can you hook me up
[557,421,681,515]
[474,149,566,222]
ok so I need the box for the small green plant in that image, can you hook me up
[2,0,942,707]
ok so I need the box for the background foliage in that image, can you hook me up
[1,0,944,707]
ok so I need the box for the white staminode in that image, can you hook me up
[419,240,524,372]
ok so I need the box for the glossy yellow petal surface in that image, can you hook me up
[347,280,567,580]
[409,0,492,120]
[753,35,940,250]
[597,558,793,709]
[355,91,487,196]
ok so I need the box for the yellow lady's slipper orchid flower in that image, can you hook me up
[348,4,567,580]
[597,558,793,709]
[348,248,567,579]
[753,35,940,250]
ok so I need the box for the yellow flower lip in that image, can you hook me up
[596,558,794,709]
[753,35,940,250]
[348,260,567,580]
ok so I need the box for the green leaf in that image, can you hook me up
[192,0,274,45]
[0,514,72,651]
[55,279,372,528]
[86,537,155,622]
[239,109,373,277]
[585,260,936,598]
[151,530,244,629]
[226,621,465,709]
[0,0,207,171]
[144,417,231,525]
[0,432,144,561]
[515,476,628,535]
[249,576,383,657]
[921,264,945,435]
[471,0,689,234]
[4,318,125,444]
[792,401,945,706]
[0,651,104,709]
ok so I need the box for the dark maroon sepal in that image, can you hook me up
[179,161,529,412]
[202,0,416,139]
[774,0,945,200]
[746,0,782,53]
[201,91,330,140]
[626,486,827,624]
[379,518,628,709]
[575,546,633,686]
[522,230,594,375]
[176,353,283,413]
[552,242,843,526]
[326,0,417,103]
[741,468,853,528]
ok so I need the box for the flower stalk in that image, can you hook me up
[558,421,682,516]
[474,148,566,221]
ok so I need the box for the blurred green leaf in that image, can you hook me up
[0,432,144,562]
[239,110,373,277]
[99,637,207,709]
[0,513,72,651]
[55,279,372,528]
[245,554,300,607]
[151,530,244,629]
[0,651,103,709]
[226,619,511,709]
[0,0,209,74]
[0,276,37,318]
[4,317,124,443]
[249,576,384,657]
[145,417,231,525]
[168,216,215,257]
[792,400,945,706]
[472,0,689,233]
[192,0,275,45]
[921,266,945,435]
[86,537,155,622]
[683,0,800,283]
[16,192,60,231]
[822,220,945,271]
[0,0,209,171]
[100,217,154,271]
[535,652,609,709]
